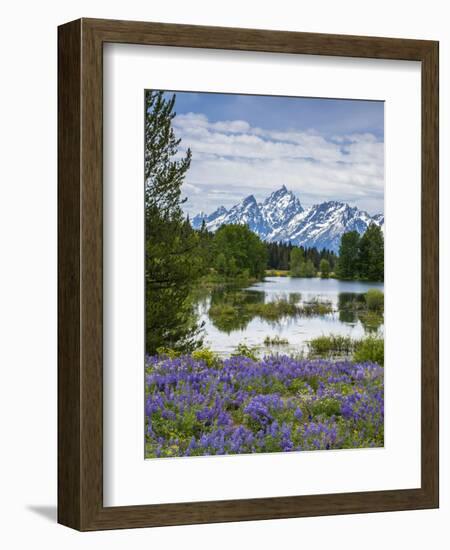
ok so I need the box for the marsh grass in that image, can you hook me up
[209,297,333,326]
[308,334,384,365]
[265,269,290,277]
[264,335,289,346]
[308,334,356,356]
[301,298,333,316]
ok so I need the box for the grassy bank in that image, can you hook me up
[265,269,290,277]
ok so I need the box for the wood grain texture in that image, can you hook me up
[58,18,439,531]
[57,19,82,530]
[420,41,439,505]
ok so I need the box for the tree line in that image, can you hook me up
[336,224,384,281]
[267,241,337,272]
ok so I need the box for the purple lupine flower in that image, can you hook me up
[144,354,384,458]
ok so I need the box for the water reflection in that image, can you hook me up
[195,277,384,356]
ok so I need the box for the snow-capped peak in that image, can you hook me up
[260,186,303,230]
[191,187,383,252]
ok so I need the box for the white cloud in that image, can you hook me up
[173,112,384,216]
[174,113,251,134]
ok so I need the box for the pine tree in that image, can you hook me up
[358,223,384,281]
[145,90,203,354]
[145,91,191,215]
[336,231,361,280]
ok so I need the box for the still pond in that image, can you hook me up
[196,276,384,356]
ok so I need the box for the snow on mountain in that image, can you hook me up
[191,186,383,252]
[272,201,376,252]
[372,213,385,235]
[192,206,228,231]
[216,194,271,237]
[372,213,384,224]
[260,185,303,231]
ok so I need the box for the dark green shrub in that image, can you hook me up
[364,289,384,311]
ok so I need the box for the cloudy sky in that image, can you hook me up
[160,91,384,216]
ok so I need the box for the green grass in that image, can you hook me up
[308,334,384,366]
[265,269,290,277]
[353,336,384,366]
[308,334,356,356]
[247,300,299,320]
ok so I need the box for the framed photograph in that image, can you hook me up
[58,18,439,530]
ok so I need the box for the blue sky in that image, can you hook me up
[172,92,384,140]
[159,91,384,216]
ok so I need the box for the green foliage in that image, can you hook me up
[338,292,366,312]
[302,300,333,316]
[364,289,384,311]
[265,269,290,277]
[266,241,292,270]
[155,347,181,359]
[303,259,317,278]
[144,91,191,215]
[358,311,384,333]
[248,300,298,320]
[353,336,384,366]
[308,334,384,366]
[336,291,383,333]
[308,334,356,356]
[191,348,220,368]
[336,224,384,282]
[358,224,384,281]
[336,231,361,279]
[319,258,330,278]
[290,247,318,278]
[208,302,237,319]
[231,343,259,361]
[208,293,332,333]
[310,398,342,417]
[270,242,336,272]
[289,247,304,277]
[145,90,204,354]
[212,224,267,279]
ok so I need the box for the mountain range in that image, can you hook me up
[191,186,384,253]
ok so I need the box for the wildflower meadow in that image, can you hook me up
[145,353,384,458]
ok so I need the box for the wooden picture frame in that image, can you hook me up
[58,18,439,531]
